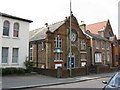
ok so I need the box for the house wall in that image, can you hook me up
[90,38,112,66]
[30,41,46,68]
[0,16,2,68]
[1,16,30,68]
[104,21,119,67]
[118,41,120,67]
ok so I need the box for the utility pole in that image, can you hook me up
[69,0,72,77]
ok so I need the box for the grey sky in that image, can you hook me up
[0,0,119,37]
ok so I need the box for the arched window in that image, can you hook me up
[3,20,10,36]
[13,23,19,37]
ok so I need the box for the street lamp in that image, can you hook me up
[69,0,72,77]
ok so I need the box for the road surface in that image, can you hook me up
[23,77,110,89]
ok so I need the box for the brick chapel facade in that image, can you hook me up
[29,15,90,69]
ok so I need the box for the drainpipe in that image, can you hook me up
[36,41,39,68]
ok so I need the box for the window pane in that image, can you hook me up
[12,48,19,63]
[13,23,19,37]
[3,21,10,36]
[2,47,8,63]
[54,37,62,48]
[80,40,86,50]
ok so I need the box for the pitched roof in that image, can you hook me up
[86,21,107,34]
[0,12,33,23]
[29,21,65,41]
[85,30,108,41]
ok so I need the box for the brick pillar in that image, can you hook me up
[57,67,62,78]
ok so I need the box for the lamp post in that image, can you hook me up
[69,0,72,77]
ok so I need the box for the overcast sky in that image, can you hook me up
[0,0,119,37]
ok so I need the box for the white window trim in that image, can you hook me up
[30,45,33,60]
[80,40,86,50]
[107,52,110,62]
[12,48,19,64]
[95,53,102,63]
[2,47,9,64]
[106,42,110,50]
[54,37,62,48]
[54,53,63,61]
[96,40,100,49]
[96,40,99,49]
[102,41,105,50]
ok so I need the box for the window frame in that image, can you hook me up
[106,42,110,50]
[2,47,9,64]
[95,53,102,63]
[54,37,62,48]
[12,48,19,64]
[13,23,19,37]
[107,52,110,62]
[29,45,33,60]
[80,40,86,50]
[102,41,105,49]
[80,53,87,61]
[3,20,10,36]
[96,40,99,49]
[54,53,62,61]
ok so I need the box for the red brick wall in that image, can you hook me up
[91,39,112,66]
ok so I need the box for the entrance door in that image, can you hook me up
[68,56,75,68]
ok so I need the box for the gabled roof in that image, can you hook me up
[29,21,65,41]
[85,30,108,41]
[86,20,108,34]
[109,35,118,42]
[0,12,33,23]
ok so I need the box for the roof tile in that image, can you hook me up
[86,21,107,34]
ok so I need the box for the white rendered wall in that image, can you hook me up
[0,16,2,68]
[1,16,30,68]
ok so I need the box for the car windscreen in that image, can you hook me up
[108,72,120,87]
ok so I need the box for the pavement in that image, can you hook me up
[2,72,117,90]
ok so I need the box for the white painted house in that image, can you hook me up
[0,12,32,68]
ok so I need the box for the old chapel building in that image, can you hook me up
[29,15,90,69]
[86,20,119,67]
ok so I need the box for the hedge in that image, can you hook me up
[1,67,25,76]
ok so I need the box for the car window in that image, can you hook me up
[109,72,120,87]
[115,77,120,86]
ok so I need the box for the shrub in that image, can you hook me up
[24,60,34,73]
[2,67,25,76]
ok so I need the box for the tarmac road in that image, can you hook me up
[23,77,110,89]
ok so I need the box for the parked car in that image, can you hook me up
[102,72,120,90]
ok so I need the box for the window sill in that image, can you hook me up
[11,63,19,65]
[2,63,9,66]
[2,36,10,39]
[80,49,86,50]
[80,51,87,53]
[54,60,63,62]
[12,37,20,40]
[81,59,87,61]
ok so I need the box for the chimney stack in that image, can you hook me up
[80,21,86,32]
